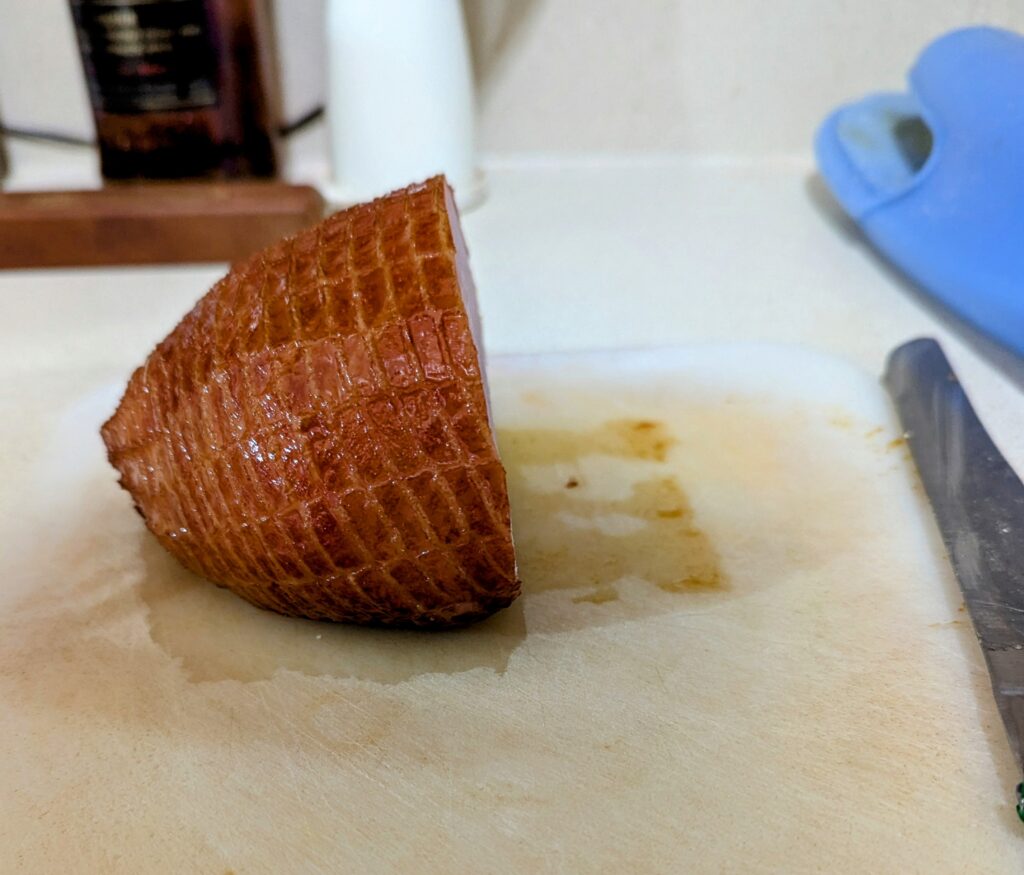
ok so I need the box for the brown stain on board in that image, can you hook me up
[928,619,966,629]
[138,536,528,685]
[497,418,725,605]
[502,417,679,464]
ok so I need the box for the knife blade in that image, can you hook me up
[885,337,1024,821]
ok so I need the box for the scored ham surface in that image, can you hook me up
[101,176,519,628]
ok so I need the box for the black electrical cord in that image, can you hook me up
[0,105,325,147]
[278,105,323,137]
[0,125,94,147]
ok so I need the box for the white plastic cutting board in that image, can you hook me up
[1,345,1020,873]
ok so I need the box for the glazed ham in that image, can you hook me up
[101,177,519,627]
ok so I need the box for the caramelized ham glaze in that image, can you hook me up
[101,176,519,627]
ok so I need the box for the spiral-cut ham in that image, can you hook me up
[101,177,519,627]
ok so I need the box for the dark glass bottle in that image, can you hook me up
[69,0,279,180]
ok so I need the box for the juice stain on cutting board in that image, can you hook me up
[138,538,527,685]
[497,418,725,604]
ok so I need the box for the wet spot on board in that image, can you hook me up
[572,586,619,605]
[138,534,528,685]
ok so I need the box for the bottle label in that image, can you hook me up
[71,0,219,115]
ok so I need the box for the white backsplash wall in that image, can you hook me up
[467,0,1024,155]
[1,0,1023,157]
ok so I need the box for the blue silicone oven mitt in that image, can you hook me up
[816,27,1024,357]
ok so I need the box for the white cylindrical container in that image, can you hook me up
[324,0,482,209]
